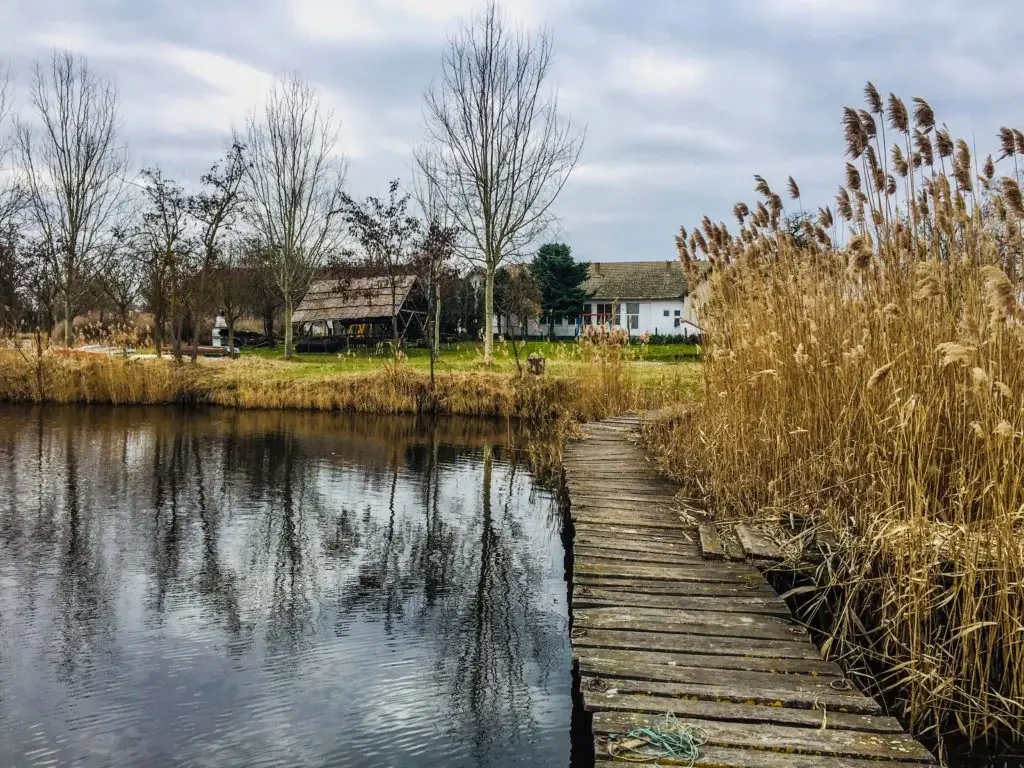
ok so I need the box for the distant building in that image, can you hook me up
[581,260,702,338]
[500,260,704,340]
[292,275,427,345]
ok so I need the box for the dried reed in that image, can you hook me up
[653,85,1024,760]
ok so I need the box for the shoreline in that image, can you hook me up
[0,349,679,422]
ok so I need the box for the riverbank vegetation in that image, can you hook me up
[0,336,698,421]
[645,85,1024,761]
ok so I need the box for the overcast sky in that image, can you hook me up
[2,0,1023,262]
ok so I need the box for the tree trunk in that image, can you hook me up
[549,316,555,340]
[227,321,235,358]
[189,311,200,364]
[483,266,494,363]
[433,280,441,357]
[154,312,163,358]
[391,282,399,350]
[63,296,73,347]
[283,299,293,359]
[172,314,184,362]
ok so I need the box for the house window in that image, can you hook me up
[584,304,593,325]
[663,309,670,317]
[626,303,640,331]
[595,303,614,324]
[674,309,681,316]
[674,318,681,328]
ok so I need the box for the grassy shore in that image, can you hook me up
[0,341,700,422]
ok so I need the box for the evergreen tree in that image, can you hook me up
[530,242,589,337]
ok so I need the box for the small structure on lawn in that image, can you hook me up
[292,275,428,348]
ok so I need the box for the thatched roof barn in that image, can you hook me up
[292,275,426,343]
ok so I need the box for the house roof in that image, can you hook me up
[584,260,691,301]
[292,275,418,324]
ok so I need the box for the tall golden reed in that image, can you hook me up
[649,85,1024,759]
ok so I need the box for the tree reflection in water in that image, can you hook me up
[0,405,570,768]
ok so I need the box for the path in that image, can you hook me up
[564,414,936,767]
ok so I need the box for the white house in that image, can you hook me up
[581,260,702,338]
[497,260,704,340]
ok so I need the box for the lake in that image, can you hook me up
[0,405,576,767]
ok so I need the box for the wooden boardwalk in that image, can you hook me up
[564,414,936,767]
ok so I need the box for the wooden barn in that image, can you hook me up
[292,275,428,348]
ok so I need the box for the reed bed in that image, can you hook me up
[0,333,681,422]
[645,84,1024,759]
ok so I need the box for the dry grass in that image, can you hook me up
[646,86,1024,759]
[0,334,690,422]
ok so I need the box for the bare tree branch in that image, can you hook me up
[418,2,584,361]
[16,50,130,344]
[243,74,347,359]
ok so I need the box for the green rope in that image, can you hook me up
[606,712,709,765]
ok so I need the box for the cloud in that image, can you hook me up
[2,0,1024,262]
[289,0,575,44]
[607,49,708,97]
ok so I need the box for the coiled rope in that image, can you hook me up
[606,712,709,765]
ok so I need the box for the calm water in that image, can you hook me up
[0,405,574,768]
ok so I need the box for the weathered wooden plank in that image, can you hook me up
[572,587,790,616]
[571,647,844,677]
[699,523,727,560]
[572,629,823,661]
[575,523,696,542]
[719,526,747,561]
[591,712,935,762]
[575,546,704,567]
[574,576,777,598]
[578,666,879,714]
[584,688,894,732]
[574,534,701,556]
[736,523,785,562]
[575,560,759,584]
[596,748,932,767]
[574,607,808,642]
[572,510,684,530]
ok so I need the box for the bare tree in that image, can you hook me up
[99,226,140,323]
[139,166,193,360]
[244,74,346,359]
[215,236,260,353]
[16,51,129,345]
[187,142,247,362]
[338,179,421,348]
[413,150,461,370]
[0,65,24,238]
[418,2,583,363]
[414,220,458,385]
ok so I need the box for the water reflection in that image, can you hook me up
[0,405,570,768]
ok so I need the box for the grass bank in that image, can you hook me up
[0,342,699,422]
[644,87,1024,761]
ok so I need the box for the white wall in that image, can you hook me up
[582,300,701,338]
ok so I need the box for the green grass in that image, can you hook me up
[240,340,701,374]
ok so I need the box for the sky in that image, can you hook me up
[2,0,1023,263]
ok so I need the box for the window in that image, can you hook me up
[584,304,593,325]
[674,309,681,316]
[595,303,614,324]
[626,303,640,331]
[674,318,681,328]
[663,309,670,317]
